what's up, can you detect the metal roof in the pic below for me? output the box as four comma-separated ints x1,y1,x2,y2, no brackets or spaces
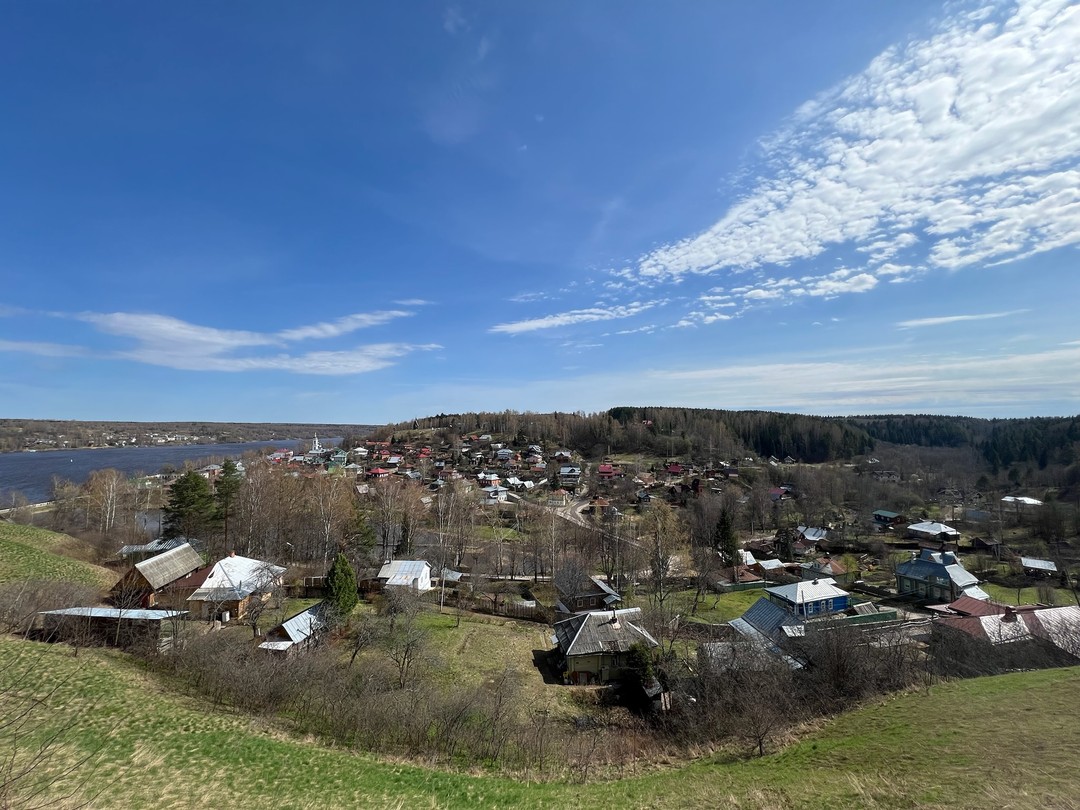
765,578,848,605
134,543,205,591
737,597,804,638
39,607,186,621
187,554,286,603
1020,557,1058,572
908,521,960,536
727,607,804,669
897,550,980,591
378,560,433,589
553,607,658,657
257,641,293,651
118,537,185,557
270,603,326,645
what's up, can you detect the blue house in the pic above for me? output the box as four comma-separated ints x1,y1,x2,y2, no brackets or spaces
895,549,984,602
764,577,850,618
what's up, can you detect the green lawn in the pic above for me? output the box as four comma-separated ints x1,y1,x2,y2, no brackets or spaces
0,523,117,589
981,582,1077,607
625,587,765,623
5,637,1080,809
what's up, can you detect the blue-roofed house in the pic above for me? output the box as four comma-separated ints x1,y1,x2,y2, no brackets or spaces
895,548,984,602
727,599,806,668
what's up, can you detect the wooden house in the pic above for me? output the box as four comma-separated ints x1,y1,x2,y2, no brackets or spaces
111,543,205,608
185,552,286,622
552,608,658,685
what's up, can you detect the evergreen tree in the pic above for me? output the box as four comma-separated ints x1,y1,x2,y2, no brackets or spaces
326,552,359,622
215,459,243,551
162,470,217,542
713,508,738,567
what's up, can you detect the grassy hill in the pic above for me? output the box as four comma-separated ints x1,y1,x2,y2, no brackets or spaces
0,522,117,589
4,636,1080,809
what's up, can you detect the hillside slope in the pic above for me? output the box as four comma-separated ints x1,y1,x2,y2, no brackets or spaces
0,523,117,589
3,638,1079,809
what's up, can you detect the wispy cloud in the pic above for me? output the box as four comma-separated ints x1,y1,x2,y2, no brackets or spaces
385,342,1080,420
393,299,433,307
897,309,1029,329
443,5,468,35
508,291,553,304
78,312,277,354
0,339,89,358
623,0,1080,289
0,309,437,376
489,301,664,335
277,310,411,341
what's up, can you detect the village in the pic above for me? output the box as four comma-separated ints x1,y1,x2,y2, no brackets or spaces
13,423,1080,741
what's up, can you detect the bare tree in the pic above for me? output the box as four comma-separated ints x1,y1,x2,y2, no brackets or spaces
639,501,684,609
379,590,430,689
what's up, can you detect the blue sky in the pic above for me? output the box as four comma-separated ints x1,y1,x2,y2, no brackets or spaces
3,0,1079,424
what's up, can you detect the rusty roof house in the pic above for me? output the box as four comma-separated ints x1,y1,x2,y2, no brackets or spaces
552,607,658,686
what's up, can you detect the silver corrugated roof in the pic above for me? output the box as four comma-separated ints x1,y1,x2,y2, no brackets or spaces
1020,557,1057,572
765,578,848,605
278,603,326,643
378,560,433,589
187,554,286,602
135,543,205,590
39,607,186,621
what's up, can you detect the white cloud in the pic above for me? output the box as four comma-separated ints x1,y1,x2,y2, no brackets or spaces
0,339,88,358
508,291,553,303
489,301,664,335
277,310,411,341
443,6,468,35
804,271,878,297
78,313,276,354
55,310,433,376
896,309,1028,328
121,343,441,375
386,341,1080,420
627,0,1080,284
394,299,433,307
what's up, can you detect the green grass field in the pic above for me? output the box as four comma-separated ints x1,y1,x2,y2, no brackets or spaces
0,523,117,589
7,635,1080,809
621,587,765,624
981,582,1077,607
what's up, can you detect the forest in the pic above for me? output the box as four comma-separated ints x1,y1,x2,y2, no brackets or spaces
376,407,1080,472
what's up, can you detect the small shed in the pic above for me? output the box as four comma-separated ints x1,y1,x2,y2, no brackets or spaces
258,602,327,656
1020,557,1058,577
38,607,186,649
378,560,434,592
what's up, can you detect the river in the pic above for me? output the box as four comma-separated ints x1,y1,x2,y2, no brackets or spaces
0,441,302,504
